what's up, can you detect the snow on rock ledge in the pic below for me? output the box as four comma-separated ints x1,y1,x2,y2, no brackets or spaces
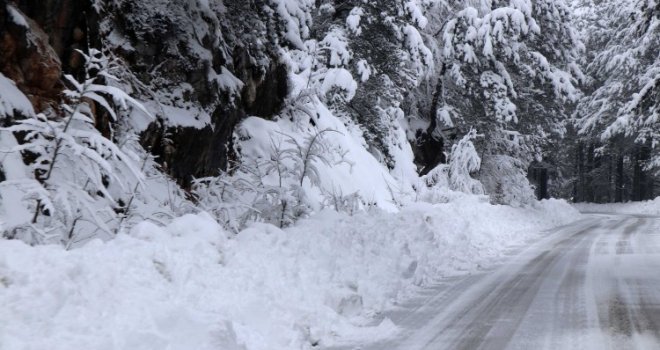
0,198,581,350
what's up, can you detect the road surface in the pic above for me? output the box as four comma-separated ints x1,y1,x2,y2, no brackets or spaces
333,213,660,350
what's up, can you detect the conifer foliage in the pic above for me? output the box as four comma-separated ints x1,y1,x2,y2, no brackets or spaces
426,0,583,203
577,0,659,159
572,0,659,201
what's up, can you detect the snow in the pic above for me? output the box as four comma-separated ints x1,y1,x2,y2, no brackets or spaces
574,198,660,216
142,98,211,129
356,60,371,82
319,29,352,67
0,132,33,232
0,0,648,347
235,103,399,212
0,73,34,118
345,7,364,35
404,1,428,29
349,212,660,350
106,29,135,52
271,0,314,49
6,4,28,28
320,68,358,101
0,74,39,233
402,25,434,78
210,66,245,98
448,129,484,195
0,197,581,350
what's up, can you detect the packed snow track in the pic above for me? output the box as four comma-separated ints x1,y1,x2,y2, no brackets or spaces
335,213,660,350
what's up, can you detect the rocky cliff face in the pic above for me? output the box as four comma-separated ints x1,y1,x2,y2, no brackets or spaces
1,1,63,114
95,0,291,186
2,0,445,189
1,0,289,187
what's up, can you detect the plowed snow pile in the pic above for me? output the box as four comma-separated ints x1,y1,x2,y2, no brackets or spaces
0,197,580,350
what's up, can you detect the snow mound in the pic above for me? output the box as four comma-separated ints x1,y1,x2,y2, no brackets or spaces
0,199,581,350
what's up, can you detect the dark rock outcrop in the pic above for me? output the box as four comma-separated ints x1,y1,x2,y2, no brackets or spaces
2,0,289,187
1,2,62,112
94,0,290,186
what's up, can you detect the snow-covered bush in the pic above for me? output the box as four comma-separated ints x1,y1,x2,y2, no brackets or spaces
321,186,361,215
193,128,345,229
1,49,151,245
448,129,484,195
478,155,537,207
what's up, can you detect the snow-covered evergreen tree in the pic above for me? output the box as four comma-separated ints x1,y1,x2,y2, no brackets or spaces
448,129,484,195
423,0,583,203
576,0,659,169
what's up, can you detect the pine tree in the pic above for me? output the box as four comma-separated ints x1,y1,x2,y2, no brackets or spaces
573,0,659,201
430,0,583,203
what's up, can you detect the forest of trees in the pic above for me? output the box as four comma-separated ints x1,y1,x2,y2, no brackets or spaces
570,0,659,202
0,0,658,245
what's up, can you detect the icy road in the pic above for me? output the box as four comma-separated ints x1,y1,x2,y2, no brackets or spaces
338,213,660,350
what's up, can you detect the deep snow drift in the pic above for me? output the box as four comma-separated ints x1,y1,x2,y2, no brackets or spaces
0,196,580,350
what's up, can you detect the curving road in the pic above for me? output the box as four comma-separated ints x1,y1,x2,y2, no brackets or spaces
337,213,660,350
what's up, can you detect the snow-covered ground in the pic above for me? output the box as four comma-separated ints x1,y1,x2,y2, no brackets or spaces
330,213,660,350
574,197,660,216
0,197,580,350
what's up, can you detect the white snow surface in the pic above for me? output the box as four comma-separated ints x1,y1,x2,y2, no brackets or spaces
6,4,28,28
236,106,401,212
0,197,580,350
574,197,660,216
0,73,34,118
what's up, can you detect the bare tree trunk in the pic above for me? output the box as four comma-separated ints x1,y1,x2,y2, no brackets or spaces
632,143,652,201
632,145,643,201
615,150,624,203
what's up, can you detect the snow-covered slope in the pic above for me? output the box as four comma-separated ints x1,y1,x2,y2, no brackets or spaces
0,197,580,350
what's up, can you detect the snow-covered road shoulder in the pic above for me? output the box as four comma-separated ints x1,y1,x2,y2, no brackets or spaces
574,197,660,216
0,197,581,350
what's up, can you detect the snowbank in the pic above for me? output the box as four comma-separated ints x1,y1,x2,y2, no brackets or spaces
574,197,660,216
0,198,581,350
